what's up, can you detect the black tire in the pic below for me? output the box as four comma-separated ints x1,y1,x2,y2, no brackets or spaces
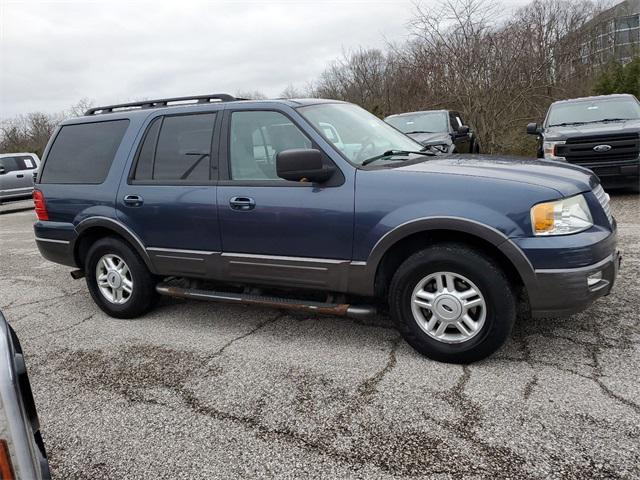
389,243,516,364
85,236,157,319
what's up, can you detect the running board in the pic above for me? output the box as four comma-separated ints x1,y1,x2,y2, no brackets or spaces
156,283,376,319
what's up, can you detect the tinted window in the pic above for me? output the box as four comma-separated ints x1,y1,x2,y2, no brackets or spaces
230,111,311,180
151,114,215,181
133,117,162,181
0,157,21,173
41,120,129,184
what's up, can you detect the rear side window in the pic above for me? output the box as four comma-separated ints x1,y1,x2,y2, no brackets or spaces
19,156,38,169
40,120,129,184
132,113,216,182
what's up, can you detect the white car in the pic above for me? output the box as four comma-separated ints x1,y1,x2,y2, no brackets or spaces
0,153,40,203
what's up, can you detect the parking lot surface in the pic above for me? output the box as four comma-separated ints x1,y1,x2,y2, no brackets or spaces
0,194,638,479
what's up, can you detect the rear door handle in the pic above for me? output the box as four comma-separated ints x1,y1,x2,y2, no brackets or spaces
123,194,144,207
16,174,24,178
229,196,255,211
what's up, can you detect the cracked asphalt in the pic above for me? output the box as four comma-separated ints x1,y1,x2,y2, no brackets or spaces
0,193,638,479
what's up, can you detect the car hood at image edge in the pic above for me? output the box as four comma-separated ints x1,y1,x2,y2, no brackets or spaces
392,155,597,197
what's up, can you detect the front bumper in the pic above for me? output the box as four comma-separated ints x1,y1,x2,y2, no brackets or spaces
527,250,620,318
574,158,639,189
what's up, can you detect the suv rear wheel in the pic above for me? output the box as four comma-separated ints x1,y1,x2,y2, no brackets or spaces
85,237,157,318
389,244,516,363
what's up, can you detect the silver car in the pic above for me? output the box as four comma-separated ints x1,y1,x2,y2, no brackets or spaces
0,311,51,479
0,153,40,203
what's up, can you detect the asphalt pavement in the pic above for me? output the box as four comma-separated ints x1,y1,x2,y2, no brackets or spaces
0,194,638,479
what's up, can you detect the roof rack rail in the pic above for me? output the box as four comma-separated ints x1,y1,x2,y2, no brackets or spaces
85,93,240,116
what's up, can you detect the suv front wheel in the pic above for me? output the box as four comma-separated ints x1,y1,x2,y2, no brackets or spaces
389,244,516,363
85,237,157,318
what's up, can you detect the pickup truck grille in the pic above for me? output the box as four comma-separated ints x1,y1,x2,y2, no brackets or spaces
557,133,640,164
593,184,613,225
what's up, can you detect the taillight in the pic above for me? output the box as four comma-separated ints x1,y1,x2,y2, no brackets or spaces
33,190,49,221
0,439,14,480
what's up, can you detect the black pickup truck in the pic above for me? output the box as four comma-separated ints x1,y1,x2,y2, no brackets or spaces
527,94,640,192
385,110,480,154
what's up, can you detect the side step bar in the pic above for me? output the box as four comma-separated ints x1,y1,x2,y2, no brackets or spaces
156,283,376,319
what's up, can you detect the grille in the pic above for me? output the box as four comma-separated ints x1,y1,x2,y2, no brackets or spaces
556,133,640,164
593,184,613,225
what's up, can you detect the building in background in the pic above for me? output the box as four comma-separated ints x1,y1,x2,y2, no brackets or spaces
581,0,640,64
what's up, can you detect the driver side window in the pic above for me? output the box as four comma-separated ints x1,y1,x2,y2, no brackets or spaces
229,111,311,181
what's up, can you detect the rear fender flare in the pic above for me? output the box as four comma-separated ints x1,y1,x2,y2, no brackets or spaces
73,216,156,273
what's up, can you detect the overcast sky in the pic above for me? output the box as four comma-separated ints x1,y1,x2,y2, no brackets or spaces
1,0,530,119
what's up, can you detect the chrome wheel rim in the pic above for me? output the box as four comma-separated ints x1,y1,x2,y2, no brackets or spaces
411,271,486,344
96,254,133,304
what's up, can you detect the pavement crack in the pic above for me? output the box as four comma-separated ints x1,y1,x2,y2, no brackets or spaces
355,335,400,400
25,312,96,340
589,323,640,414
208,311,284,360
523,375,538,400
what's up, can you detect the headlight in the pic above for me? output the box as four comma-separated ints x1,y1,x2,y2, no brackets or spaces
543,141,566,161
530,194,593,236
423,143,449,154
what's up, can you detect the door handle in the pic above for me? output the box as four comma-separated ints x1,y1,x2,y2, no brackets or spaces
229,196,255,211
16,174,24,178
123,194,144,207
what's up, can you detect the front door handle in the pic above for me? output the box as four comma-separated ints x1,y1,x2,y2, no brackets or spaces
123,194,144,207
229,196,255,211
16,174,24,178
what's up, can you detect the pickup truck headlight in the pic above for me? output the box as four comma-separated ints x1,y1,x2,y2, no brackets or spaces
543,141,566,161
423,143,449,154
531,194,593,236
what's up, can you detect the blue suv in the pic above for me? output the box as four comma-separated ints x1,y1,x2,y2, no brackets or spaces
33,94,620,363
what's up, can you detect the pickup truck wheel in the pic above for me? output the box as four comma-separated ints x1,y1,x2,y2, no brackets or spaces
389,244,516,363
85,237,157,319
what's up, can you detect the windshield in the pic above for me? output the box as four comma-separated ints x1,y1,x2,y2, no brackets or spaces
385,111,449,134
298,103,424,165
546,97,640,127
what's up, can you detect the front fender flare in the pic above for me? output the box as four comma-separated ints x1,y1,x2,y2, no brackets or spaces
348,216,536,296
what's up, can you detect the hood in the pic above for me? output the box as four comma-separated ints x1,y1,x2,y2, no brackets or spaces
406,132,451,146
544,119,640,140
392,154,598,197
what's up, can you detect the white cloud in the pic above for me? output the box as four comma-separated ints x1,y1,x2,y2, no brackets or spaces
0,0,532,118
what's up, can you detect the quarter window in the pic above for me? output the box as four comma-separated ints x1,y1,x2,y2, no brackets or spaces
40,120,129,184
229,111,311,181
133,113,216,182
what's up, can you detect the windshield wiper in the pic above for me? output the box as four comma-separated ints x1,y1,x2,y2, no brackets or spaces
586,118,633,123
548,121,587,127
404,130,436,134
361,149,434,167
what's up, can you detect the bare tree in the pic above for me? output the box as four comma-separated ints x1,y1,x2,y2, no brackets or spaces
311,0,606,154
235,90,268,100
280,84,304,99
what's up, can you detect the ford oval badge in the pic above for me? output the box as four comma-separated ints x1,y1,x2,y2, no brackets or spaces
593,144,612,152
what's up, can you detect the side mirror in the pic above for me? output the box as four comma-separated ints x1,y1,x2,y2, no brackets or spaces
456,125,470,136
0,166,5,175
276,149,333,183
527,122,542,135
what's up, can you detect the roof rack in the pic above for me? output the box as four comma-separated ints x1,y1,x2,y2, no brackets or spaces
85,93,241,116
